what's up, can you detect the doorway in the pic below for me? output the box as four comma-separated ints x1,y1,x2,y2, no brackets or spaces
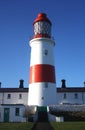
37,106,48,122
4,108,10,122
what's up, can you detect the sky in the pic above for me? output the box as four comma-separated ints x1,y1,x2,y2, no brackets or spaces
0,0,85,88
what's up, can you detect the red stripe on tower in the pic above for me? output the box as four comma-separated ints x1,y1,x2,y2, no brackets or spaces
29,64,56,83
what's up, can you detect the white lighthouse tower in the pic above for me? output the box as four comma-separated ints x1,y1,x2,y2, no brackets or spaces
28,13,57,106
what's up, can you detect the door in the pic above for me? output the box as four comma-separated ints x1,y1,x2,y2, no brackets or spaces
37,106,48,122
4,108,10,122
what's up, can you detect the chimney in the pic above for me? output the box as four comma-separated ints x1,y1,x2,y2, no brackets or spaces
61,79,66,88
84,81,85,87
0,82,1,88
19,79,24,88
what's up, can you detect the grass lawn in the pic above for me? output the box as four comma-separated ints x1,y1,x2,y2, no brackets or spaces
0,122,85,130
0,122,34,130
51,122,85,130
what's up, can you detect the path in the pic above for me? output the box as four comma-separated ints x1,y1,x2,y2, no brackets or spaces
31,122,54,130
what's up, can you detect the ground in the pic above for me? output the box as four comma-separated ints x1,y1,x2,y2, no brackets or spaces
31,122,54,130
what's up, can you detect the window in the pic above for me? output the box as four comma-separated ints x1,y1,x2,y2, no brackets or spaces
44,49,48,55
15,108,20,116
41,97,44,100
74,93,78,99
7,94,11,99
19,94,22,99
63,93,66,99
45,83,48,88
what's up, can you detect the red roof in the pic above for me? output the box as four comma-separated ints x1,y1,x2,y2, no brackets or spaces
33,13,51,25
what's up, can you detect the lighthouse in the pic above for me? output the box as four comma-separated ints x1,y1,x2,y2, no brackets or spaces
28,13,57,106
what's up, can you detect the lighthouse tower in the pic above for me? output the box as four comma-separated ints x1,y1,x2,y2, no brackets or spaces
28,13,57,106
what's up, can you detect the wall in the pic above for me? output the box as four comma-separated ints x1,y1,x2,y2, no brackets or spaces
57,92,84,104
0,105,26,122
0,90,85,105
0,92,28,105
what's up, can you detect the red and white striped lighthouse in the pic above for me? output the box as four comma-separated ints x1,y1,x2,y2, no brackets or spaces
28,13,57,106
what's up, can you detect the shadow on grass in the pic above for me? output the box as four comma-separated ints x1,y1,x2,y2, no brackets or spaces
31,121,54,130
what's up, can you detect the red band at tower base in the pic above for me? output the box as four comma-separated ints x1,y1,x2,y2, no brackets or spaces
29,64,56,83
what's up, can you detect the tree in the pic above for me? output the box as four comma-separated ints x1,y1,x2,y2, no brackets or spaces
23,105,37,122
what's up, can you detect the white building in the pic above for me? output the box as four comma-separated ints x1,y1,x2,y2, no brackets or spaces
0,79,85,122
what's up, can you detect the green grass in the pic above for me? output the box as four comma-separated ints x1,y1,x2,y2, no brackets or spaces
51,122,85,130
0,122,34,130
0,122,85,130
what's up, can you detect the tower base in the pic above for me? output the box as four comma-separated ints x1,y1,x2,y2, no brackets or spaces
28,82,57,106
27,106,64,122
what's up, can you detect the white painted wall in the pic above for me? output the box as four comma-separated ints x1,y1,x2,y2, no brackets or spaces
28,83,57,106
0,90,85,122
0,91,85,106
48,113,64,122
0,92,28,105
0,93,3,104
57,92,84,104
0,105,26,122
30,38,55,66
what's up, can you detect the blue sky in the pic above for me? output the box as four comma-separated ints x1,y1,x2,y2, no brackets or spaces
0,0,85,88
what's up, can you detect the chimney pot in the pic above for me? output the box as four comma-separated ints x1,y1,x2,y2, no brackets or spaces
84,81,85,87
61,79,66,88
0,82,1,88
19,79,24,88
